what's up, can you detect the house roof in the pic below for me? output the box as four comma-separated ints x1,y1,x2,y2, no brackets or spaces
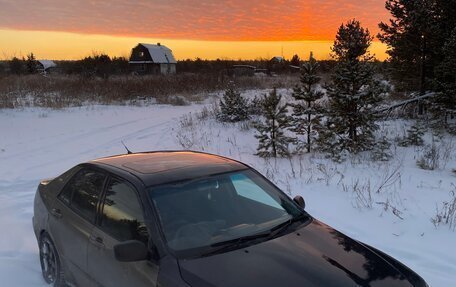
271,56,284,62
138,43,177,64
37,60,56,70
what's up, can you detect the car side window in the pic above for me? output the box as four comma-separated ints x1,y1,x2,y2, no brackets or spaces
99,178,149,244
230,173,283,209
49,166,81,192
59,169,106,222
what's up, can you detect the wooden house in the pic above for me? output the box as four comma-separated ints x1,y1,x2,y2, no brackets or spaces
129,43,177,75
36,60,57,74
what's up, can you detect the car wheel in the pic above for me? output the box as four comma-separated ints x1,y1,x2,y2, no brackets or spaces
39,233,65,286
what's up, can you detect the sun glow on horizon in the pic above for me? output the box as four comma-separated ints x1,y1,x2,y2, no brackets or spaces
0,29,388,61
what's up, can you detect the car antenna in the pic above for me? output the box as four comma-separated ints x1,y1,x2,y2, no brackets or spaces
121,141,133,154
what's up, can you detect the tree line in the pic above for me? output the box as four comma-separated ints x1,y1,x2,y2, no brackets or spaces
217,5,456,160
0,54,347,78
0,53,130,78
378,0,456,121
218,20,386,160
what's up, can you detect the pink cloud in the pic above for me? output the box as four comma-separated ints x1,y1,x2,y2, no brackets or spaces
0,0,389,41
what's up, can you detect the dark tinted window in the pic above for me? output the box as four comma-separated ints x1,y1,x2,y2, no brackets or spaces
49,166,81,193
100,178,149,243
59,181,73,205
59,169,106,222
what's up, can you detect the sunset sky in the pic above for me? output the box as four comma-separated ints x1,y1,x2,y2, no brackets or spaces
0,0,390,60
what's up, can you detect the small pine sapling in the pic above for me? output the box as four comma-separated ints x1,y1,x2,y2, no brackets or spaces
217,86,250,122
399,122,425,146
249,95,264,116
315,120,345,162
255,88,292,158
372,136,393,161
290,52,324,153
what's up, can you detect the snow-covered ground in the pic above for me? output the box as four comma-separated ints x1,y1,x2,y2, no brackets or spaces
0,100,455,286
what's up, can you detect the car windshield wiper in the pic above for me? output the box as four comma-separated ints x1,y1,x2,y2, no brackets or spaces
270,213,308,236
201,214,308,257
201,231,272,256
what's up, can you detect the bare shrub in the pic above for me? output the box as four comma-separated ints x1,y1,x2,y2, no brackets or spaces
196,105,217,120
261,158,280,183
416,136,454,171
439,138,454,170
175,127,211,151
374,162,402,194
316,163,341,186
179,113,194,128
416,143,440,170
175,112,213,151
166,95,189,106
376,200,404,220
239,121,254,131
431,185,456,231
342,179,373,209
175,128,196,150
0,74,297,109
340,161,403,212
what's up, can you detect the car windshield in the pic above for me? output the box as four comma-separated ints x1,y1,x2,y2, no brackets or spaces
148,169,308,257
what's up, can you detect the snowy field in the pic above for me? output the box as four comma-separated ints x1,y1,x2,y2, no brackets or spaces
0,100,455,286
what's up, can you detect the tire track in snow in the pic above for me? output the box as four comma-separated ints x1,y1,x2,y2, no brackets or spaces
14,117,180,178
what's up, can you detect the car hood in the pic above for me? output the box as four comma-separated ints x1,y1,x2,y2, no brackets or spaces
178,219,413,287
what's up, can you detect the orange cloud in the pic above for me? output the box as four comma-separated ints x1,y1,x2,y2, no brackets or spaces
0,0,389,41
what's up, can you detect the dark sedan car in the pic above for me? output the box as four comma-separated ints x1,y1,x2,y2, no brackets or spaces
33,151,428,287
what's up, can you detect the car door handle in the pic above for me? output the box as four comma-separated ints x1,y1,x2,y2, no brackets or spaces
89,235,105,248
50,208,62,218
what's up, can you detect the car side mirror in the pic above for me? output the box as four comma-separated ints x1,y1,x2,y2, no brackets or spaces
293,195,305,209
114,240,149,262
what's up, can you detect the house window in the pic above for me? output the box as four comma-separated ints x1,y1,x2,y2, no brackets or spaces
139,51,144,57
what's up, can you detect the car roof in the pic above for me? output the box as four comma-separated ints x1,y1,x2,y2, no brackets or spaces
90,151,248,186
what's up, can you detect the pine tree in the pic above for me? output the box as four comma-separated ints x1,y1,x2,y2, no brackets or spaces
9,57,24,75
290,54,301,67
217,86,250,122
372,136,393,161
379,0,456,93
326,19,383,153
249,95,264,116
290,52,324,153
434,27,456,125
26,53,37,74
399,122,425,146
378,0,438,92
255,88,292,158
316,120,345,162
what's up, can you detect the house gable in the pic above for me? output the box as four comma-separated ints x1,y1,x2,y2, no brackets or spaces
129,44,154,63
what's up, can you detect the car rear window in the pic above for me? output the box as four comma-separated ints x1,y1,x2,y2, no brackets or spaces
59,168,106,222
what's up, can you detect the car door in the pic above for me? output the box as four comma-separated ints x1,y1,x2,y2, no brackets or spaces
49,167,107,287
87,176,159,287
